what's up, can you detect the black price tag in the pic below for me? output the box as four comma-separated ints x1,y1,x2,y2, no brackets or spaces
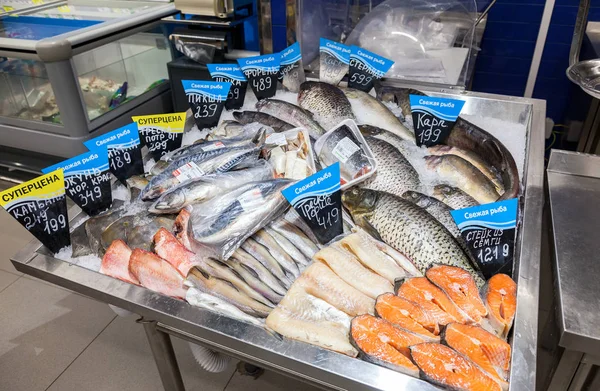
207,64,248,110
409,95,465,147
450,198,518,278
84,123,144,184
133,112,187,160
348,46,394,93
0,170,70,253
182,80,231,129
281,163,343,244
238,53,281,100
42,150,112,216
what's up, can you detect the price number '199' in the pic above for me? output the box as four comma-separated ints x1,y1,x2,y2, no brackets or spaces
418,127,442,145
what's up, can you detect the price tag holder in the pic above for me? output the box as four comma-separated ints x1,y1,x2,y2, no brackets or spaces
42,150,112,216
319,38,351,86
279,42,305,92
132,112,186,160
409,95,465,147
281,162,343,244
349,46,394,93
0,170,70,253
450,198,518,279
84,122,144,184
207,64,248,110
237,53,280,100
182,80,231,129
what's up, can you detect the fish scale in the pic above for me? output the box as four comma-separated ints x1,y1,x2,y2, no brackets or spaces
297,81,355,131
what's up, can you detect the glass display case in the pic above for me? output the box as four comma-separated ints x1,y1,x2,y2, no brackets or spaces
0,0,176,161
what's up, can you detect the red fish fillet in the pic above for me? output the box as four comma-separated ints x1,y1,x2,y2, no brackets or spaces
426,265,487,323
99,240,139,285
173,209,192,250
375,293,440,340
482,274,517,339
410,343,502,391
442,323,510,388
351,314,423,377
396,277,470,325
129,249,187,299
153,228,202,277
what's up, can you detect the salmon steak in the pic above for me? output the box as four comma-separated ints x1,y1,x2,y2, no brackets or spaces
100,240,139,285
375,293,440,341
396,277,470,325
442,323,511,388
129,249,188,299
481,274,517,339
153,227,203,277
410,342,502,391
426,265,487,323
350,314,424,377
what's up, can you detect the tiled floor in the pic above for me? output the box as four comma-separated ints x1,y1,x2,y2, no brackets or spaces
0,180,319,391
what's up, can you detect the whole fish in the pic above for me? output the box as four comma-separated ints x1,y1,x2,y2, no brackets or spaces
341,87,414,141
186,268,272,318
255,98,325,139
361,136,421,197
447,117,520,200
228,256,283,304
71,220,93,257
375,86,426,124
317,124,373,184
149,161,275,214
186,288,266,327
233,111,295,132
358,125,413,158
268,218,319,259
342,188,485,287
129,249,187,299
433,185,479,210
297,81,355,131
153,227,204,276
141,147,260,201
429,145,504,195
148,160,170,176
189,179,292,260
100,214,173,253
425,155,499,205
241,238,292,288
85,206,128,255
264,225,309,266
100,239,138,285
209,120,245,139
232,248,288,296
253,229,300,278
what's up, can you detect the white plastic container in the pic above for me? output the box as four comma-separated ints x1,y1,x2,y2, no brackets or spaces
265,127,317,180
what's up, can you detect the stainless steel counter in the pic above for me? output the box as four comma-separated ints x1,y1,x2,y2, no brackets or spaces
547,150,600,390
10,89,546,391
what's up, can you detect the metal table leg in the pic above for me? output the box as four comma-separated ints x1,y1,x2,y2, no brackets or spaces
140,319,186,391
548,350,584,391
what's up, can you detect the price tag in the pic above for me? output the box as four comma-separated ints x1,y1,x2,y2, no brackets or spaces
319,38,350,86
0,170,70,253
207,64,248,110
182,80,231,129
266,132,287,146
281,162,342,244
237,53,280,100
348,45,394,93
279,42,305,93
172,162,204,182
409,95,465,147
450,198,518,278
200,141,225,151
132,112,186,160
42,149,112,216
84,123,144,184
331,137,360,163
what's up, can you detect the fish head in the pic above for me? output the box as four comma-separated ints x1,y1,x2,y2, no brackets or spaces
427,145,452,155
401,191,431,208
433,185,456,200
358,125,384,138
342,188,379,218
254,99,269,111
232,111,245,121
298,81,318,101
149,188,188,213
424,155,443,171
141,184,163,201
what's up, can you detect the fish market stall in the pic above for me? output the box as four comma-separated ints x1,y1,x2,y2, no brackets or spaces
7,82,545,391
546,150,600,390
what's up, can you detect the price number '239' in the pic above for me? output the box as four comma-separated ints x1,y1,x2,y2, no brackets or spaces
195,103,218,119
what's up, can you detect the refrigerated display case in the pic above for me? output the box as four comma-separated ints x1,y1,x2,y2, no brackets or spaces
0,0,176,165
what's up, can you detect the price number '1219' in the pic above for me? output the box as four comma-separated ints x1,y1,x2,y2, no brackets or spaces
477,244,510,264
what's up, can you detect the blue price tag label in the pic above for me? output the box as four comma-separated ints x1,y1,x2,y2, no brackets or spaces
281,162,343,244
450,198,518,278
279,42,305,92
409,95,465,147
237,53,281,99
348,45,394,92
207,64,248,110
319,38,351,85
182,80,231,129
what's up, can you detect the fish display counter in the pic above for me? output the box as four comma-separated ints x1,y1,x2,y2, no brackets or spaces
0,0,176,166
8,81,544,391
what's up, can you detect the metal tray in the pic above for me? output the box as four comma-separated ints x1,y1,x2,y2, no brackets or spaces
10,89,545,391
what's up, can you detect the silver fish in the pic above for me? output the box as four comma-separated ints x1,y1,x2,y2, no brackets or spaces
255,98,325,139
361,136,421,197
232,248,288,296
232,111,295,132
228,256,283,304
149,161,275,214
297,81,355,131
342,188,485,287
253,229,300,278
341,87,414,142
269,218,319,259
319,50,348,86
433,185,479,210
186,288,265,327
264,225,309,266
241,238,292,288
359,125,413,158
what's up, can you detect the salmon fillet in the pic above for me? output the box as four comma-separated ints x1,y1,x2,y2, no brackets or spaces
100,240,139,285
481,274,517,339
375,293,440,340
153,227,202,276
129,248,187,299
396,277,471,325
442,323,510,388
351,314,423,377
426,265,487,323
410,343,502,391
